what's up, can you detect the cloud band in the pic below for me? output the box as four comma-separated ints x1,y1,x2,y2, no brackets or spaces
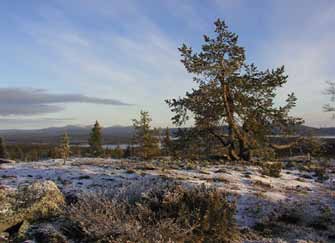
0,88,131,116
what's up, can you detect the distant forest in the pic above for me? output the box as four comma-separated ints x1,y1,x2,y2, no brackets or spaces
1,125,335,145
1,124,335,162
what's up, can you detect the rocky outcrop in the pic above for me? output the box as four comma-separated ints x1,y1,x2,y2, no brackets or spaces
0,180,65,233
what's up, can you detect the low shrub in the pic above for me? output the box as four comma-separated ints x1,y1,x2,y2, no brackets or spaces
252,180,272,190
251,148,276,161
62,183,239,243
308,205,334,231
255,201,335,240
261,162,282,178
314,167,329,182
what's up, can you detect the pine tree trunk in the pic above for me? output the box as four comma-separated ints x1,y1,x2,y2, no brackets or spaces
222,84,250,160
239,139,251,161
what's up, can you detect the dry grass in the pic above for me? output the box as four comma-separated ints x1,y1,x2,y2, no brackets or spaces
252,180,272,190
61,182,239,243
254,200,335,241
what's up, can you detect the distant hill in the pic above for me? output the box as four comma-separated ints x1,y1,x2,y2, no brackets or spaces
0,125,334,145
295,125,335,136
0,125,135,145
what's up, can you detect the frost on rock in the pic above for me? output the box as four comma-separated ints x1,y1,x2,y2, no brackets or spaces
0,180,64,232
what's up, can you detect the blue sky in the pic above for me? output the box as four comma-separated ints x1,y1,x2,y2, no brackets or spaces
0,0,334,129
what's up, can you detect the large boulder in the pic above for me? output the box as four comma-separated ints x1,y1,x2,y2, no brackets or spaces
0,158,16,164
0,180,65,233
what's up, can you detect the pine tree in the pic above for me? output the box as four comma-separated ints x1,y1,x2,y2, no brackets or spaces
59,133,71,164
89,120,104,157
324,81,335,118
124,145,132,158
16,145,25,161
104,147,112,158
166,19,303,161
73,147,82,157
113,144,124,159
162,127,172,156
173,128,203,159
48,147,57,159
0,137,8,159
29,149,39,161
132,111,159,159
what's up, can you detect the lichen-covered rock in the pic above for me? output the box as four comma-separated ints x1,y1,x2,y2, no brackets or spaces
0,180,65,233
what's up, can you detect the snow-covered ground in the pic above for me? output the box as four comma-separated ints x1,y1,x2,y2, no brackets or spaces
1,157,334,232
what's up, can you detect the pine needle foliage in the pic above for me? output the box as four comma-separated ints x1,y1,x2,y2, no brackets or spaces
59,133,71,164
166,19,303,161
89,121,104,157
132,111,160,159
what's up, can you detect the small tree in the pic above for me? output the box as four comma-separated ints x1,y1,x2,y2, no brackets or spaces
113,145,124,159
89,120,104,157
48,147,57,160
104,147,112,158
0,137,8,159
301,135,323,161
132,111,159,159
162,127,172,156
16,145,25,161
124,145,132,158
59,133,71,164
324,81,335,118
29,149,39,161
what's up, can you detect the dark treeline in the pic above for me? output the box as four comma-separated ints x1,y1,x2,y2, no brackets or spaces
5,144,83,162
2,132,335,162
1,110,335,162
1,112,334,162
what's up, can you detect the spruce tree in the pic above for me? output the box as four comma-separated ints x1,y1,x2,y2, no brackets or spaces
132,111,159,159
89,120,104,157
166,19,303,161
59,133,71,164
0,137,8,159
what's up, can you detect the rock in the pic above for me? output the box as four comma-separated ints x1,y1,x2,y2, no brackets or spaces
29,224,68,243
4,220,30,242
17,220,30,241
0,158,16,164
0,231,9,241
0,180,65,233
